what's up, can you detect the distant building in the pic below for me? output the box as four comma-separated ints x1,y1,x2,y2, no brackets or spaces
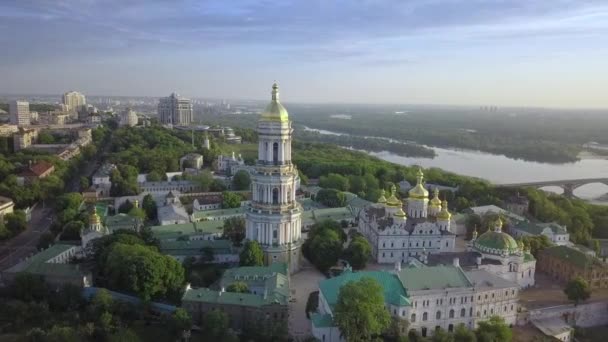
537,245,608,289
192,194,223,211
223,127,242,144
157,191,190,225
92,163,116,187
17,160,55,185
182,263,289,332
150,220,224,242
81,207,110,250
158,93,193,125
63,91,86,117
120,108,138,127
180,153,203,170
9,100,30,126
0,124,19,137
0,196,14,223
160,239,238,263
217,152,245,175
105,213,143,233
510,221,570,246
13,128,38,151
504,194,530,216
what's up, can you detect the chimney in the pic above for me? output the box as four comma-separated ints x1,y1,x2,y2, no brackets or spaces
453,258,460,267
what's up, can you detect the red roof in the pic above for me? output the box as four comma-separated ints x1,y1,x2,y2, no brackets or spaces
19,161,55,178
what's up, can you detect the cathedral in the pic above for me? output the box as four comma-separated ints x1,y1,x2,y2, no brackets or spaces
245,83,302,273
358,169,456,264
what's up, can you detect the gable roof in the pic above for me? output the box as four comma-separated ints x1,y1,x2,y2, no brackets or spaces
19,160,54,177
541,245,604,268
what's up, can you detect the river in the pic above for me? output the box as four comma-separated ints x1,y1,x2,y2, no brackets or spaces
302,126,608,202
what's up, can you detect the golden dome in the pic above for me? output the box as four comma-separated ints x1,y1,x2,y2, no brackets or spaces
408,168,429,200
89,207,101,225
394,207,407,219
429,188,442,207
377,189,387,204
437,200,451,220
386,184,402,207
260,83,289,122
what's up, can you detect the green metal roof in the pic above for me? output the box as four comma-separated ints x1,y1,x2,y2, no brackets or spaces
160,239,234,256
193,220,225,234
312,207,354,221
95,202,109,221
398,265,472,291
105,213,141,230
311,313,334,328
514,221,568,236
151,223,197,235
182,288,270,307
319,270,409,309
542,245,603,268
474,231,520,255
11,243,85,278
223,262,288,279
192,207,245,220
524,252,536,262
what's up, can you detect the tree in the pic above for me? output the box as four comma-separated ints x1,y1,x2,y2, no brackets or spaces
232,170,251,190
142,194,157,220
60,221,84,240
104,243,185,301
11,273,47,302
432,328,453,342
171,308,192,338
239,240,264,266
305,228,343,273
226,281,250,293
316,188,347,208
37,232,55,250
203,309,230,339
45,325,80,342
90,288,114,316
334,277,391,342
5,210,27,235
223,217,246,246
454,323,476,342
319,173,350,191
146,170,164,182
108,328,141,342
118,200,134,214
564,277,591,306
475,316,511,342
222,191,242,209
128,207,146,220
343,235,372,270
521,235,553,257
194,170,214,192
80,176,90,191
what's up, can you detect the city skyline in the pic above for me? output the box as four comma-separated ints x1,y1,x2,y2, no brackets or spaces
1,1,608,109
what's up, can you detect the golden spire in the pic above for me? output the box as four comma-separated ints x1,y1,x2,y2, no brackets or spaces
261,82,289,122
437,200,451,220
429,187,442,207
386,184,402,207
472,225,478,240
495,217,503,232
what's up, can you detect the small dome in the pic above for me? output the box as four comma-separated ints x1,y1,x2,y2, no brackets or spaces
260,82,289,122
386,184,402,207
394,207,407,219
89,207,101,225
408,168,429,200
377,189,387,204
429,188,442,207
474,230,520,256
437,200,451,220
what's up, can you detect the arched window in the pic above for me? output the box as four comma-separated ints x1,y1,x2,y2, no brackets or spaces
436,311,441,319
448,324,454,332
273,142,279,164
470,308,473,317
423,312,428,321
272,188,279,204
460,308,466,317
449,309,454,318
411,313,416,322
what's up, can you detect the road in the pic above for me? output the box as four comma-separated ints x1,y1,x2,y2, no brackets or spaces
288,260,326,340
0,147,104,271
0,206,54,270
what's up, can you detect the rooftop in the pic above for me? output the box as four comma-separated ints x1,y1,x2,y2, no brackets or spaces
398,265,472,291
311,313,334,328
540,245,604,268
192,207,245,220
18,160,54,178
6,243,84,278
160,239,234,255
465,269,519,289
513,221,568,235
319,270,409,308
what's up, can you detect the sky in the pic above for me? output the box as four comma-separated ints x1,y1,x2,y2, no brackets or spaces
1,0,607,108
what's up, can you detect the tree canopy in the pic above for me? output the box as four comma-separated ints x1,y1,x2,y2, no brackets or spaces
475,316,512,342
334,277,392,342
225,281,250,293
222,191,242,209
343,235,372,270
239,240,264,267
564,277,591,306
222,217,246,246
232,170,251,191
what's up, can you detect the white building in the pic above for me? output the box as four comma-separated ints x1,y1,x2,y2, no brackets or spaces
81,207,110,252
217,152,245,175
157,191,190,225
180,153,203,170
158,93,193,125
510,221,570,246
9,100,30,126
92,163,116,187
120,108,138,127
312,263,519,341
358,172,456,264
245,83,302,273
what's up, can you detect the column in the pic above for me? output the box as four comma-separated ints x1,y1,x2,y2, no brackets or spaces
278,141,284,163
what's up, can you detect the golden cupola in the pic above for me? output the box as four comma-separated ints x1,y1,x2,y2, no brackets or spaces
437,200,452,221
408,168,429,200
394,207,407,220
386,184,402,207
89,207,101,225
377,189,387,204
260,82,289,122
429,188,442,208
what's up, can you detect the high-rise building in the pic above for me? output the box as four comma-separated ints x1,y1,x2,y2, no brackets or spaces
245,83,302,273
120,108,138,127
9,100,30,126
62,91,86,117
157,93,193,125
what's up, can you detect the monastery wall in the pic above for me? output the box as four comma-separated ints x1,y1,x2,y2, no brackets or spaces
521,301,608,328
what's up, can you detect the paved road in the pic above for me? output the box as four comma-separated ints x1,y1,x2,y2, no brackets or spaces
289,261,326,340
0,206,54,270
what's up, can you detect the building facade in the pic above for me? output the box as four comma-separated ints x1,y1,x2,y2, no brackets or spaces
312,264,519,341
0,196,14,223
120,108,138,127
358,172,456,264
245,83,302,273
510,221,570,246
537,245,608,289
9,100,30,126
158,93,193,125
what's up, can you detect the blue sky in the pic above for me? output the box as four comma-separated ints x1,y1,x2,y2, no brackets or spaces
1,0,607,108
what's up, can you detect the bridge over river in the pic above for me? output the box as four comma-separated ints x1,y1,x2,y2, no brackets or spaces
495,178,608,198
